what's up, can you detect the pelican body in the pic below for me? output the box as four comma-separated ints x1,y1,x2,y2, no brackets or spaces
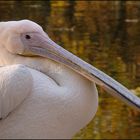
0,20,139,139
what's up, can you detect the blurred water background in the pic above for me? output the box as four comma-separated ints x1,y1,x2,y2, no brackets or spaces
0,1,140,139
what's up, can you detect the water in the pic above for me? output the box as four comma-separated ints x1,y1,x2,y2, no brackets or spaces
0,1,140,139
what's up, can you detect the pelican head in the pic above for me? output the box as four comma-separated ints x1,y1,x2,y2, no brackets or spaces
0,20,46,55
0,19,140,108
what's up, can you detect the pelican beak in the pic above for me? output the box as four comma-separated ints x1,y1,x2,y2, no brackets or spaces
26,34,140,111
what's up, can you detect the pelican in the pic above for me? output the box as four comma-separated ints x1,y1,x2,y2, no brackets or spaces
0,20,140,139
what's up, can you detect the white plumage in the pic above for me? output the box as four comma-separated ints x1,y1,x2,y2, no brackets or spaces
0,64,32,119
0,20,98,138
0,64,98,138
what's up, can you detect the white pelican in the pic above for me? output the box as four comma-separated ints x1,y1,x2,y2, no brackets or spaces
0,20,139,139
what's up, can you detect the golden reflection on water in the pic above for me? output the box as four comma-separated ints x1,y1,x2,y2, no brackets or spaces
0,1,140,139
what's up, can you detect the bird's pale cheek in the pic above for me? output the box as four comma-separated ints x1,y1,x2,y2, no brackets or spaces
5,36,25,55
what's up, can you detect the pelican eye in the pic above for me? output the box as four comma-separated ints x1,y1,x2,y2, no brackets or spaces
25,35,31,39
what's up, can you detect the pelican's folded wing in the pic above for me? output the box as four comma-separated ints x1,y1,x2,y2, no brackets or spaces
0,64,33,119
